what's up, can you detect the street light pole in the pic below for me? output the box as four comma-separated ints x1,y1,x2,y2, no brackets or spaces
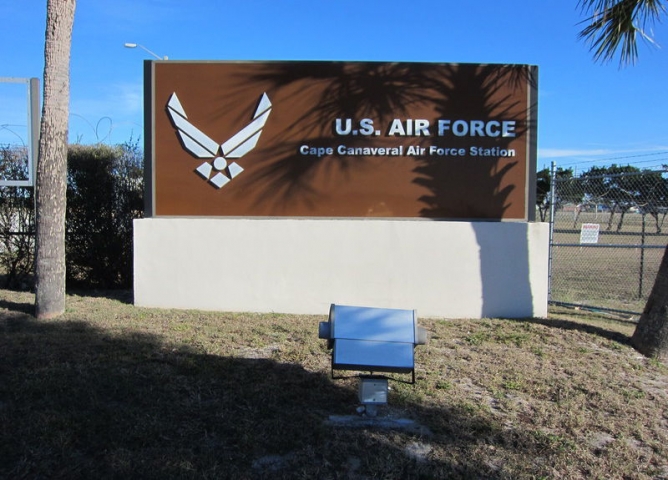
123,43,168,60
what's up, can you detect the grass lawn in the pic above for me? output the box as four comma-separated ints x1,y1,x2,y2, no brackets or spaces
1,290,667,479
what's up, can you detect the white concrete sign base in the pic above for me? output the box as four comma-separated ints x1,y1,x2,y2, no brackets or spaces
133,218,548,319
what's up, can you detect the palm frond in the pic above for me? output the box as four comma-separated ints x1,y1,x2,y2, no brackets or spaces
578,0,666,66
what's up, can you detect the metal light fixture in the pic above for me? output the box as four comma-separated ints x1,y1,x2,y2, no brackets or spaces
319,304,428,416
123,42,168,60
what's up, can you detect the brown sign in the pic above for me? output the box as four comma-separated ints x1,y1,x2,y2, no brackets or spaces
145,61,537,219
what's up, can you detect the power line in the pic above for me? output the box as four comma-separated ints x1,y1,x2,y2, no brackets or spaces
625,157,668,167
557,151,668,167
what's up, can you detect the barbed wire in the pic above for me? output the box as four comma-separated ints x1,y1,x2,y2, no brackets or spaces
0,124,27,147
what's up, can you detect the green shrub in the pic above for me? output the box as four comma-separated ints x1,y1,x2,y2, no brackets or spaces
0,141,144,290
65,141,143,289
0,146,34,289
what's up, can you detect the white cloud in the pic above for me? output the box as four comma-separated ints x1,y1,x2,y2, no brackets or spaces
539,148,614,158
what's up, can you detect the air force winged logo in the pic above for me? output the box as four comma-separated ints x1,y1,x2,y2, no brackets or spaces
166,92,272,188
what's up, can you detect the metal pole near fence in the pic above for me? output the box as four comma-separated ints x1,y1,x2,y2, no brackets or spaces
548,161,556,302
639,213,646,299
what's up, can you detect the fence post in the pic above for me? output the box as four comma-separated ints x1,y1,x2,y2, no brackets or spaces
548,161,556,302
639,213,646,299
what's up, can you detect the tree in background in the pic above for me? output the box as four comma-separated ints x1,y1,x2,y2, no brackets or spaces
536,168,551,221
578,0,668,360
34,0,76,318
635,169,668,233
536,167,574,221
579,165,640,231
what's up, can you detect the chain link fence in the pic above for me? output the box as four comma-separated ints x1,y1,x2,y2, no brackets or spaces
547,167,668,315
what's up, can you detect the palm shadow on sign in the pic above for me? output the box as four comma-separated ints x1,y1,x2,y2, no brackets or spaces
236,62,436,214
1,307,574,478
412,65,529,219
228,62,538,317
233,63,532,217
411,65,538,317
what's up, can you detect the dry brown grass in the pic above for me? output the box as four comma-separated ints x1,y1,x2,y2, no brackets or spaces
1,290,667,479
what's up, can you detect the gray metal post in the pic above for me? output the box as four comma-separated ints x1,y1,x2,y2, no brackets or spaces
29,77,40,187
639,213,646,299
547,161,557,302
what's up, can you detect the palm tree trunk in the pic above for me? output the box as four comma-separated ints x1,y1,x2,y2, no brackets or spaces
577,0,667,360
35,0,76,319
632,245,668,361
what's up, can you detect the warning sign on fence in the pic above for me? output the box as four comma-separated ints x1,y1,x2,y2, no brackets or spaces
580,223,600,244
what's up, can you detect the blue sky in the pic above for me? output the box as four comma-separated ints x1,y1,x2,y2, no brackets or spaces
1,0,667,172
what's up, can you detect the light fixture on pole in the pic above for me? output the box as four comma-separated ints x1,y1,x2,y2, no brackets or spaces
123,43,168,60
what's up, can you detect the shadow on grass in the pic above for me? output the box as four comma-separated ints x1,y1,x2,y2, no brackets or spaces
0,309,568,479
66,288,134,305
0,289,134,315
508,316,632,347
0,298,34,315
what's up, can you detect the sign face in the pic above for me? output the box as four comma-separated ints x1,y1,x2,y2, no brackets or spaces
146,61,537,219
580,223,600,244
